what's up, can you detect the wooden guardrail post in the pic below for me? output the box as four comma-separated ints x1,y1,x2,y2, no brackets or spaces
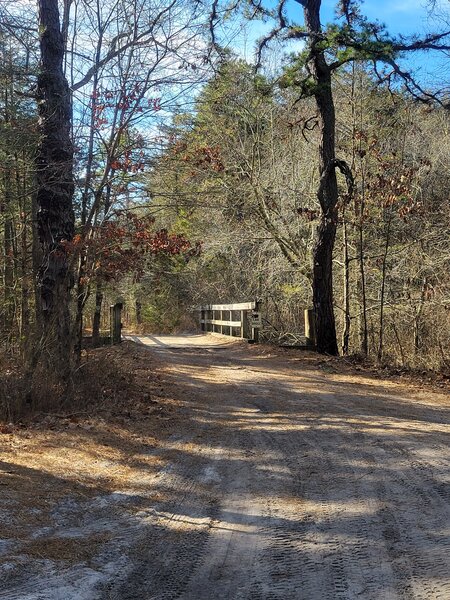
110,302,123,345
304,308,316,348
250,300,262,343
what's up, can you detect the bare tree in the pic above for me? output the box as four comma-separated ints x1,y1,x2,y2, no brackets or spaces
65,0,209,355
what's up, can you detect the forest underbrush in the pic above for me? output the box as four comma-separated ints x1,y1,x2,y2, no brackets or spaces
318,351,450,392
0,342,169,423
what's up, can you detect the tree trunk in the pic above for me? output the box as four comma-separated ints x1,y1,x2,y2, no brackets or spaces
136,299,142,325
356,209,368,355
377,204,393,363
342,213,351,355
355,123,368,355
74,277,88,359
92,283,103,346
3,208,14,337
2,95,14,340
73,61,102,361
31,190,43,334
312,211,338,354
36,0,75,378
20,211,30,354
303,0,339,355
413,277,427,355
17,153,30,356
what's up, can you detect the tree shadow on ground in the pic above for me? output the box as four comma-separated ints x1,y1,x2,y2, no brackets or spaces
1,341,449,599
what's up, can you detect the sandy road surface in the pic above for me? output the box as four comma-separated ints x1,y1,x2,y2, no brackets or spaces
1,333,449,600
100,334,450,600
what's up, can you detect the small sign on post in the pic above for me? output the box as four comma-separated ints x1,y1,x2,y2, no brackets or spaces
250,312,262,329
249,301,262,343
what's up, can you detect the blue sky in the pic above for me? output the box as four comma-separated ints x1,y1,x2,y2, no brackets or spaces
228,0,449,88
320,0,442,35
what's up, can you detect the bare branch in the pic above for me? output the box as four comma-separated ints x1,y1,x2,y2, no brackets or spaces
72,0,178,91
393,31,450,52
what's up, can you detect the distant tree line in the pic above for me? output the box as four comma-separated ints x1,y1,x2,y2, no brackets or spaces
142,57,450,370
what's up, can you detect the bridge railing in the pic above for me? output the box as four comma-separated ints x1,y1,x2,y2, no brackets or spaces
198,302,316,347
198,301,261,341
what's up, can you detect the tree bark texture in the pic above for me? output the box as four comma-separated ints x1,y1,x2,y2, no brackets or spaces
17,154,30,355
342,214,351,355
303,0,339,355
136,299,142,325
92,283,103,346
36,0,75,376
2,199,14,335
2,91,14,337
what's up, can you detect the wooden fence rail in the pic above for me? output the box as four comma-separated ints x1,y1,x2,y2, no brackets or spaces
198,301,261,341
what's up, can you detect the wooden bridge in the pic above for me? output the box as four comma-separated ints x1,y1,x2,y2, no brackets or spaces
198,301,316,348
198,301,262,342
111,300,317,349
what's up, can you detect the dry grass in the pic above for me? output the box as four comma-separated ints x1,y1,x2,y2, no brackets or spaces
0,342,184,568
251,343,450,396
23,533,113,563
0,340,161,422
0,353,27,422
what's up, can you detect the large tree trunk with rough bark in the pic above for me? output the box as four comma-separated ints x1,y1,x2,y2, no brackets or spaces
312,209,338,354
303,0,339,355
35,0,75,378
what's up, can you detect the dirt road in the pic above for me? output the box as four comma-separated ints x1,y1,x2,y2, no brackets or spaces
1,334,449,599
101,334,450,600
